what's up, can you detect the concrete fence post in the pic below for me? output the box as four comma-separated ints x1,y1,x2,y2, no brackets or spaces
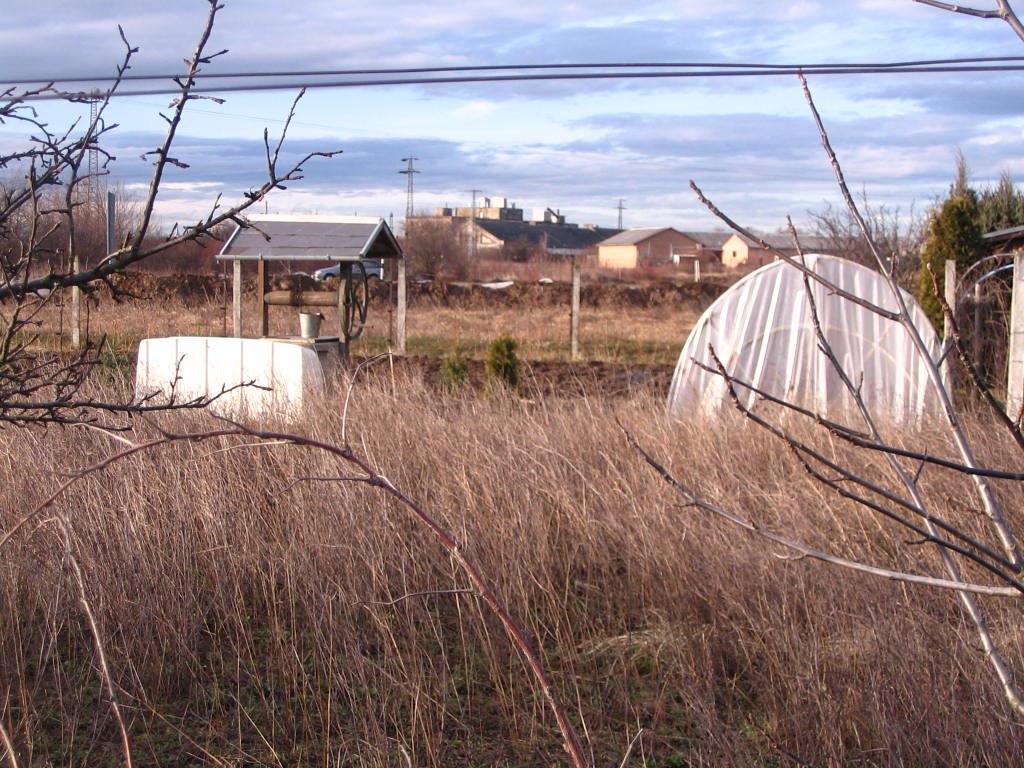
396,258,407,355
1007,251,1024,419
942,259,956,391
232,259,242,338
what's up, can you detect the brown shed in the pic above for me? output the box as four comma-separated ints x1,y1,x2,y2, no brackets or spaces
598,228,711,270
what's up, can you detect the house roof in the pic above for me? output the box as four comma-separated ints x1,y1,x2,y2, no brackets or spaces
217,214,403,262
598,227,676,246
685,231,733,249
599,228,734,249
474,219,620,254
983,225,1024,250
983,225,1024,241
724,231,834,252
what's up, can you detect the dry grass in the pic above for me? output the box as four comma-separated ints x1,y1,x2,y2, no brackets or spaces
0,367,1022,767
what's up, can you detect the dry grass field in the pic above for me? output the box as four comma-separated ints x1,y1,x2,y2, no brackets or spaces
37,269,721,372
1,369,1023,767
3,272,1023,766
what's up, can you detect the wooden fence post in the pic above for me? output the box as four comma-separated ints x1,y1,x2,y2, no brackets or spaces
570,257,581,361
257,259,269,337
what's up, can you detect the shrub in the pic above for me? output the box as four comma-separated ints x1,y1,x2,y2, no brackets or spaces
485,334,519,392
916,192,983,331
440,346,470,392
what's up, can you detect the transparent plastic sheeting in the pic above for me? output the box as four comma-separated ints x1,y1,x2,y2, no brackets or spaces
136,337,326,419
667,254,944,425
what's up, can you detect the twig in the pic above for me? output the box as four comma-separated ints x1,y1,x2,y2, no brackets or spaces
927,262,1024,450
690,354,1024,581
797,72,1024,574
617,728,645,768
622,426,1019,597
689,181,901,321
915,0,1024,42
359,589,476,607
0,718,19,768
341,352,393,445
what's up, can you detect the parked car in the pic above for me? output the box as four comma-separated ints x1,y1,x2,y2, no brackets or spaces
313,259,384,281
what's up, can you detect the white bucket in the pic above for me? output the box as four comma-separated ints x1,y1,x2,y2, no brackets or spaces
299,312,323,339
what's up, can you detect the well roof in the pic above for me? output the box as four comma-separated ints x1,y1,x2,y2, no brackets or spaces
217,215,403,262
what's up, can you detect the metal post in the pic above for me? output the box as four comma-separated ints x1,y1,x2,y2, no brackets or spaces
106,191,116,258
397,258,407,355
338,262,351,365
1007,252,1024,418
973,281,983,367
570,256,581,361
232,259,242,338
694,260,701,283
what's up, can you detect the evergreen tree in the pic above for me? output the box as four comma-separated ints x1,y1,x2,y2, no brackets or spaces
978,171,1024,233
916,191,983,330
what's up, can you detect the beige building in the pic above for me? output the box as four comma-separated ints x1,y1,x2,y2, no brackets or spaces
721,233,834,269
721,234,777,269
598,228,719,270
411,197,618,259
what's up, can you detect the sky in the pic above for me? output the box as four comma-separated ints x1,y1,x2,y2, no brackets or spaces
1,0,1024,234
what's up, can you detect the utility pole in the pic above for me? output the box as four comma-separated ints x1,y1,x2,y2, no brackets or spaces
73,97,103,349
617,199,627,230
399,157,419,222
468,188,482,263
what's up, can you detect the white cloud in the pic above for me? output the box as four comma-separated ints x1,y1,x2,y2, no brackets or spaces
3,1,1021,233
452,101,499,120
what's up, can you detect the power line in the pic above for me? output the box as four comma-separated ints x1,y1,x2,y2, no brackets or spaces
7,55,1024,86
6,58,1024,101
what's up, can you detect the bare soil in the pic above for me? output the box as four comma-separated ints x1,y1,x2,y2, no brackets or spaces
106,270,731,310
390,354,676,399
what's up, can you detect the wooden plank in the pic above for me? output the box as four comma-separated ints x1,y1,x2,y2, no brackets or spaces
257,259,269,337
263,290,339,307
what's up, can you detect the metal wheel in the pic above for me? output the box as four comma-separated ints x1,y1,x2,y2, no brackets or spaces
341,260,369,341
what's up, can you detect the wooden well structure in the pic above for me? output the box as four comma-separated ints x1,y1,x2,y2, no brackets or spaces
217,214,403,359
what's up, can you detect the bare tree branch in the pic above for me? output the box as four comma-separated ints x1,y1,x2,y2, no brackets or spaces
797,71,1024,574
0,2,340,430
623,427,1020,597
915,0,1024,41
